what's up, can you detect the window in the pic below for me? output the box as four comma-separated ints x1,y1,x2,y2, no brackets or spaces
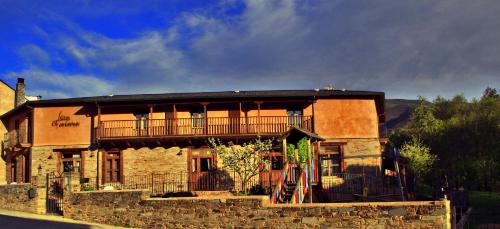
287,109,303,127
60,151,83,175
320,144,342,176
271,155,284,170
191,154,214,173
104,151,122,183
191,112,204,128
135,112,148,129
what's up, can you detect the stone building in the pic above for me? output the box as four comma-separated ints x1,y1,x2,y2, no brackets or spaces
0,79,386,201
0,79,15,184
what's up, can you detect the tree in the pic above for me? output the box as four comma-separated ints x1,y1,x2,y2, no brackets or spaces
208,137,274,194
482,86,498,98
399,138,438,183
390,88,500,192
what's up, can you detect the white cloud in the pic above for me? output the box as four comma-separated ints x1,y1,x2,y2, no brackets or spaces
4,67,113,98
17,44,51,66
4,0,500,99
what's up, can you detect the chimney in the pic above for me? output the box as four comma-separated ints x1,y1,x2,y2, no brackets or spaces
15,78,26,107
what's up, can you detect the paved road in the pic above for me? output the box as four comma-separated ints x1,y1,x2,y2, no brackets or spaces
0,214,101,229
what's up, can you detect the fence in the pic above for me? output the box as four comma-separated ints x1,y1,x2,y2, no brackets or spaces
321,173,401,202
77,170,283,196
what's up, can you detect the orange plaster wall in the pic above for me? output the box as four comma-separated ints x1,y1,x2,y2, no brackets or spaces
314,99,379,139
246,109,287,117
33,106,92,146
304,104,313,116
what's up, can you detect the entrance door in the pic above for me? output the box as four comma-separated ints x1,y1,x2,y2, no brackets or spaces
260,152,284,191
190,155,215,191
228,109,240,134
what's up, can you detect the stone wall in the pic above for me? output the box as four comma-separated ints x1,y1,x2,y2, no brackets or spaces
325,138,382,175
0,183,39,213
122,146,188,177
64,190,450,228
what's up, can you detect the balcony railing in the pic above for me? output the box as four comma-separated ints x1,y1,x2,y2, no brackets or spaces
3,130,30,148
97,116,312,139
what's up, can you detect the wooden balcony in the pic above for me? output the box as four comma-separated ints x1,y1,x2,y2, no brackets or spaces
97,116,312,140
3,130,31,149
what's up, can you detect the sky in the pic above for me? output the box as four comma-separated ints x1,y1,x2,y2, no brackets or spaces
0,0,498,100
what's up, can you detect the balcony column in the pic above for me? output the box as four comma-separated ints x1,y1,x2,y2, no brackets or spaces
255,101,263,134
97,104,101,140
148,105,153,136
201,103,209,135
311,99,316,133
173,104,177,135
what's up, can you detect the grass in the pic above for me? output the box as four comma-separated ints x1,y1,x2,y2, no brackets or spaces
467,191,500,227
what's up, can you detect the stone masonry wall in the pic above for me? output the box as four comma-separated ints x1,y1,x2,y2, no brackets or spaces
122,146,188,177
0,184,39,213
64,190,450,228
326,138,382,175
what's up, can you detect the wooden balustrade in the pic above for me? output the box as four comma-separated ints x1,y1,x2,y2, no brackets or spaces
97,116,312,139
3,130,30,148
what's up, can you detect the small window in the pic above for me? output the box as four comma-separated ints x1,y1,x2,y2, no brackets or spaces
287,109,303,127
320,144,342,176
199,158,213,172
60,151,83,175
271,155,284,170
135,112,148,129
191,112,204,128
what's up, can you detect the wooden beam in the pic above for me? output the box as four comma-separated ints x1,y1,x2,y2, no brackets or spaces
148,105,153,137
203,104,208,135
97,104,101,139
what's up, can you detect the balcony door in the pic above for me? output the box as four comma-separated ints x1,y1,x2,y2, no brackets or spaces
228,109,240,134
135,112,149,136
287,109,303,128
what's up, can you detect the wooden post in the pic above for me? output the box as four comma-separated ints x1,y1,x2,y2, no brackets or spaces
148,105,153,136
173,104,177,135
239,102,242,134
202,103,208,135
311,99,316,132
256,102,262,134
308,139,313,203
97,104,101,139
283,138,287,163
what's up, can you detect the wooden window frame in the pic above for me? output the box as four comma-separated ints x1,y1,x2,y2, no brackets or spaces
189,147,216,174
190,112,205,128
319,143,344,176
269,152,284,171
57,150,85,176
102,149,124,183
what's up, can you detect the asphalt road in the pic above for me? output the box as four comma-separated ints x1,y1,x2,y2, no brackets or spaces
0,214,99,229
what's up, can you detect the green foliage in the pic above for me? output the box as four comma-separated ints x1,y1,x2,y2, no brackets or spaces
297,137,309,164
287,143,295,161
399,138,437,180
390,87,500,191
208,137,274,193
80,184,96,191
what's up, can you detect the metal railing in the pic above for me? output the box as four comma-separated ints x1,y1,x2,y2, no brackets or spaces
77,170,283,195
97,116,312,139
321,173,401,202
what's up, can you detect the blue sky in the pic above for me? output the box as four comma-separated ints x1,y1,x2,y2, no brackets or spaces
0,0,498,99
